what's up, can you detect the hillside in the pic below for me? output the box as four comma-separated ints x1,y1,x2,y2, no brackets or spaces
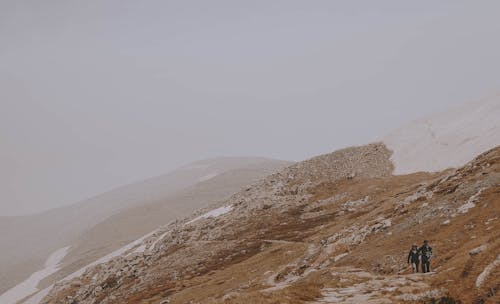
0,157,290,303
44,160,290,289
34,144,500,303
383,94,500,174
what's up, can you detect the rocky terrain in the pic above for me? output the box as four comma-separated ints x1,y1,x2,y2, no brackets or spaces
48,160,290,288
0,158,289,303
35,143,500,304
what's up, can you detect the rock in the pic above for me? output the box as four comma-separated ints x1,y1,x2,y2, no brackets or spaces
93,285,103,296
70,280,82,287
469,244,487,256
380,219,392,228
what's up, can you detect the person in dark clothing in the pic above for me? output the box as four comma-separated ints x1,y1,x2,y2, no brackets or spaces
407,244,420,273
419,240,433,273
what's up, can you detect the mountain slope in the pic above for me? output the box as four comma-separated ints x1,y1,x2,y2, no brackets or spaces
383,94,500,174
43,160,290,289
9,96,500,304
0,157,290,300
38,144,500,304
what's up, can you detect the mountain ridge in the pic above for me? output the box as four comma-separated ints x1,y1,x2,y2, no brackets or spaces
37,144,500,304
6,96,500,304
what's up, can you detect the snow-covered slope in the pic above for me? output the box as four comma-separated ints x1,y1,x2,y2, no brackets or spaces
0,247,69,304
383,95,500,174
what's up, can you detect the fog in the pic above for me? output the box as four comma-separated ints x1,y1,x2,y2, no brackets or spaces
1,1,500,215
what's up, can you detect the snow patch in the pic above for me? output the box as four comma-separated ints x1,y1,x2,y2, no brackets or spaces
23,230,158,303
23,204,232,303
24,203,234,303
69,229,157,278
383,96,500,174
0,246,70,304
187,205,233,224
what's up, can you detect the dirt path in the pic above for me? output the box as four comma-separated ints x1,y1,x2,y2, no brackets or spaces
310,268,439,304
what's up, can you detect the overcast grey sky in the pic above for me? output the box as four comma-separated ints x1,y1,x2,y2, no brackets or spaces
1,1,500,215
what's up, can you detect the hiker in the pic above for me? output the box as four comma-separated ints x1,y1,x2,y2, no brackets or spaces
407,244,420,273
419,240,433,273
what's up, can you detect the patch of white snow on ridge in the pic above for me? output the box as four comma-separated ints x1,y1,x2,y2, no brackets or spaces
187,205,233,224
22,230,158,304
0,246,70,304
23,204,233,303
23,204,232,304
382,95,500,174
68,230,157,279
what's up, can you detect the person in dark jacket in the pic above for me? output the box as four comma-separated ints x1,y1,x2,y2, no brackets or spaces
407,244,420,273
419,240,433,273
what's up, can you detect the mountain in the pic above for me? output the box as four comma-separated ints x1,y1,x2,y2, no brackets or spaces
0,157,290,302
35,144,500,304
7,96,500,304
383,94,500,174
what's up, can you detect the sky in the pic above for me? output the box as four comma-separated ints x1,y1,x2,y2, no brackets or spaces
1,1,500,215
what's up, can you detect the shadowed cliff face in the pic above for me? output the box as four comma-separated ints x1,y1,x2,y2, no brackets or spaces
41,144,499,304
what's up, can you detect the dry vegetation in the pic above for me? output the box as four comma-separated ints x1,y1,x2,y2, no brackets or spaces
43,145,500,304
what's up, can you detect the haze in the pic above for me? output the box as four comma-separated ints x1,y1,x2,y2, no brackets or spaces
1,1,500,215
